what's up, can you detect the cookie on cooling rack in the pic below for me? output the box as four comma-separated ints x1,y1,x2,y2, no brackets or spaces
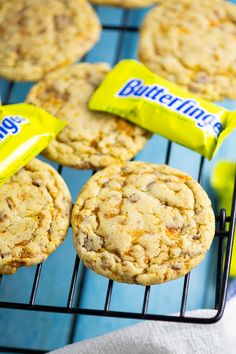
26,63,150,170
90,0,160,8
0,159,72,274
0,0,101,81
72,162,215,285
138,0,236,101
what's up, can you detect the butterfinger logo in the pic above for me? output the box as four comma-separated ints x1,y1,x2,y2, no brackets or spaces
0,116,28,143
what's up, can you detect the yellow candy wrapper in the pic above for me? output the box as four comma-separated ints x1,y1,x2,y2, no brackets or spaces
0,103,66,187
89,60,236,159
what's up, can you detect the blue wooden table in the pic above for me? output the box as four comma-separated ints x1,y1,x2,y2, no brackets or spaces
0,3,236,352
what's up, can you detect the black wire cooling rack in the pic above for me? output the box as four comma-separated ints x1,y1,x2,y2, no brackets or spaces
0,7,236,354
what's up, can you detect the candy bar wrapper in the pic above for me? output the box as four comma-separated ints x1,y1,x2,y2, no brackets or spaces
0,103,66,187
89,60,236,159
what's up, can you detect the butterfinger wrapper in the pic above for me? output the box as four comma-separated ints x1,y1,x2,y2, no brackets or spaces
89,60,236,159
0,103,66,187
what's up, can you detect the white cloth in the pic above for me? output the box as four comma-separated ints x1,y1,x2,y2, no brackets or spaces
50,297,236,354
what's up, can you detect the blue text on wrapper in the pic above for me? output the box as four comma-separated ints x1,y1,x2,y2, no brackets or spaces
116,79,223,136
0,116,28,143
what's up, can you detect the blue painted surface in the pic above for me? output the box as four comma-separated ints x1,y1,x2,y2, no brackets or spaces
0,3,236,352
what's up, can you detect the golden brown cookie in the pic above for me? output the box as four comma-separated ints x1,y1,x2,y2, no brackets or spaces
138,0,236,101
72,162,215,285
0,159,72,274
26,63,150,169
90,0,159,8
0,0,101,81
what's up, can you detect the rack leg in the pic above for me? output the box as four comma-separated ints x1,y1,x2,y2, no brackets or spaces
215,209,226,309
67,265,87,344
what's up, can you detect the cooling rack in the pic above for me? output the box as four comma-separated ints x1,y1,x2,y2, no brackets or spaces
0,6,236,354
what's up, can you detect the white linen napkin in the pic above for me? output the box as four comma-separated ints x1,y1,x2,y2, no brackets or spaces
49,296,236,354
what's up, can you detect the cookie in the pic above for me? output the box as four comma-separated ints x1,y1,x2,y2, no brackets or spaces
90,0,159,8
72,162,215,285
26,63,150,169
0,159,72,274
0,0,101,81
138,0,236,101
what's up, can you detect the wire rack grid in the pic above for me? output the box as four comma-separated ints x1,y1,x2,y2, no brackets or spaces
0,5,236,354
